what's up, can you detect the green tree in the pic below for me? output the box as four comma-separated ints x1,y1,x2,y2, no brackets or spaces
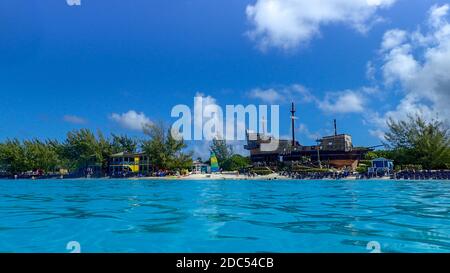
111,134,138,154
209,138,232,165
364,150,393,160
48,139,70,170
0,138,67,175
61,129,104,171
142,122,192,171
384,115,450,169
221,154,251,171
23,139,60,173
0,130,142,176
142,122,167,170
0,139,27,174
165,128,193,171
413,120,450,169
96,131,114,174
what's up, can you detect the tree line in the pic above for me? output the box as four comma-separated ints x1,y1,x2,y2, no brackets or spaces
0,122,193,175
1,114,448,175
209,138,252,172
366,115,450,170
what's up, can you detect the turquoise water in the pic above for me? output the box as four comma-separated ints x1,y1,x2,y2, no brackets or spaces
1,179,450,253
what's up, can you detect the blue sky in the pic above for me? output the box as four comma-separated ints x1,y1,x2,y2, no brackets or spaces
1,0,449,157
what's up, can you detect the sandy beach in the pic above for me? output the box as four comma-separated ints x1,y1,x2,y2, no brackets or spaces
130,172,286,181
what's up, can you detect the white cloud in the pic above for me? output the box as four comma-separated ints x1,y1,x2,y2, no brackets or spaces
381,95,436,125
366,61,376,81
369,129,386,141
190,92,250,159
377,4,450,127
298,123,321,140
246,0,397,50
110,110,152,131
248,84,375,115
245,4,450,138
248,88,284,104
429,4,449,28
248,84,313,104
63,115,87,125
195,92,217,108
318,90,366,114
191,92,220,159
194,92,223,140
381,29,408,51
382,44,418,85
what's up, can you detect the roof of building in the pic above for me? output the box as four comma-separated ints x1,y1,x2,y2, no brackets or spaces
321,134,351,139
110,152,145,157
192,160,209,166
372,157,393,162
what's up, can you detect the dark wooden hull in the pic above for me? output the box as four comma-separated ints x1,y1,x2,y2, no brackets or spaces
250,149,369,163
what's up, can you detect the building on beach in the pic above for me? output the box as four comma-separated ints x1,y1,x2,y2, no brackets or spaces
108,152,152,176
369,158,394,174
245,103,373,170
191,160,210,174
318,134,353,152
245,132,370,170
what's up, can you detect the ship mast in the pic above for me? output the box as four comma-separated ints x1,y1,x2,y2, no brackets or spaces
334,119,337,136
291,102,296,147
261,115,266,135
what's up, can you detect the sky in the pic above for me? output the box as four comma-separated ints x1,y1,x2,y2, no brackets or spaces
1,0,450,158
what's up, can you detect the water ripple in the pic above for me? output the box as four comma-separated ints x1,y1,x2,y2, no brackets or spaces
1,179,450,252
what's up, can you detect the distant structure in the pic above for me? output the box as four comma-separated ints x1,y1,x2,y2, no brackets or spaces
210,152,220,173
291,102,297,147
369,158,394,175
109,152,151,176
191,160,210,174
334,119,337,136
245,103,373,170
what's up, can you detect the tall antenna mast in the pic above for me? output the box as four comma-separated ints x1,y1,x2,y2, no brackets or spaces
291,102,296,146
261,115,266,135
334,119,337,136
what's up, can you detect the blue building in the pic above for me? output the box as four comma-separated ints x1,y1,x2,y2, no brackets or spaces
369,158,394,174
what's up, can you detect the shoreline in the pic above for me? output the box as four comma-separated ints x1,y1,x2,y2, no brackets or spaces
2,173,449,181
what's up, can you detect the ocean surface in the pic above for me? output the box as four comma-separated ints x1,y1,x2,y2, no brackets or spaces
0,179,450,253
